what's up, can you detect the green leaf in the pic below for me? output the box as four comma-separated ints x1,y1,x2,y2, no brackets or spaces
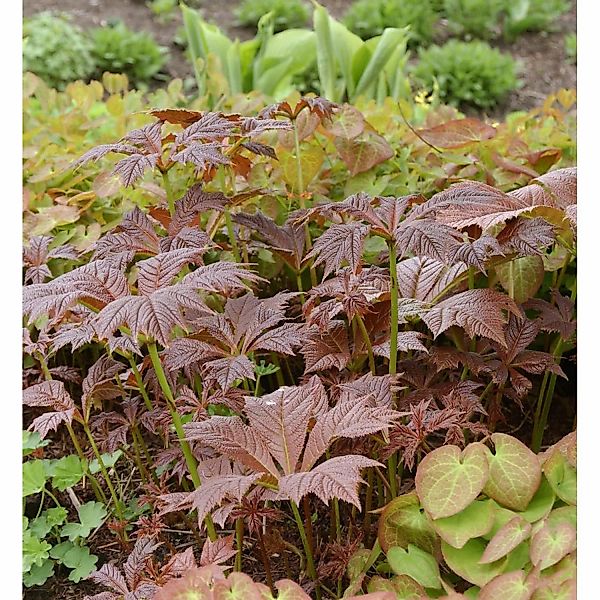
23,529,52,571
483,433,541,511
29,507,67,539
334,129,394,177
51,455,85,490
23,430,50,456
367,574,426,599
89,450,122,474
441,538,507,588
415,443,489,519
545,506,577,530
280,144,325,194
61,501,107,541
378,492,438,554
542,450,576,506
530,522,576,570
517,477,556,523
56,544,98,583
23,558,55,587
479,570,537,600
480,516,532,564
387,544,441,589
496,255,545,303
432,499,496,549
23,460,48,497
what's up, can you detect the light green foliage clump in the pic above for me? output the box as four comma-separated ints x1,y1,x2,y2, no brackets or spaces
91,21,169,87
503,0,570,39
342,0,438,46
412,40,519,109
23,12,96,90
565,32,576,63
235,0,311,32
443,0,505,38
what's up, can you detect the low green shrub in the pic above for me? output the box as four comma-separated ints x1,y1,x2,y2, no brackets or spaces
342,0,438,45
503,0,570,39
23,12,96,90
412,40,519,109
235,0,310,32
443,0,505,38
565,32,577,63
90,21,169,86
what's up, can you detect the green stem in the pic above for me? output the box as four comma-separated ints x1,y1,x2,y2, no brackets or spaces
82,424,124,521
290,501,320,600
387,240,399,499
162,170,175,216
224,209,241,263
147,342,217,541
128,356,153,412
355,314,376,375
235,517,244,572
257,527,275,593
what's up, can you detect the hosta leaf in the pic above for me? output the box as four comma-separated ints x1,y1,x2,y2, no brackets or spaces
377,492,438,554
432,499,495,549
441,538,507,588
415,118,497,149
530,522,576,570
367,574,425,599
387,544,441,589
480,516,532,563
423,289,522,347
483,433,541,511
478,570,537,600
415,444,489,519
495,255,545,304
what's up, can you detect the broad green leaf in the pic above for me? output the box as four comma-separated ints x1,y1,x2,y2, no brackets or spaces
55,544,98,583
432,499,496,549
89,450,122,474
313,2,337,101
542,450,576,506
479,570,537,600
321,103,365,140
441,538,507,588
496,255,545,303
377,492,438,554
334,129,394,177
23,430,50,456
531,579,576,600
415,443,489,520
530,522,576,570
545,506,577,530
537,552,576,590
483,433,541,511
51,455,85,490
29,508,67,539
517,477,556,523
387,544,441,589
23,558,54,587
504,541,531,572
367,574,425,599
23,529,52,571
23,460,47,497
480,516,532,564
61,501,107,541
280,144,325,193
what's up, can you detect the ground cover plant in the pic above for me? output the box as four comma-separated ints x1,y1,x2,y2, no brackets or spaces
23,90,576,599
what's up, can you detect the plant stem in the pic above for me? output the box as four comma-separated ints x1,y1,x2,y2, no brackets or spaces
147,342,217,541
257,527,275,593
290,501,320,600
235,517,244,572
224,209,241,262
128,356,153,412
355,314,376,375
82,424,124,521
162,170,175,216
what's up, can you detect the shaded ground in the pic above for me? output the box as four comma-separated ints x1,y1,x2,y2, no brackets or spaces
23,0,576,116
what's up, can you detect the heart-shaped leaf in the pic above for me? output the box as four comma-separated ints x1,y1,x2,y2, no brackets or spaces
543,450,576,506
416,444,489,519
387,544,441,589
530,522,576,570
432,500,496,549
441,538,507,588
483,434,541,511
480,516,532,564
367,574,425,599
377,492,438,554
479,570,537,600
517,477,556,523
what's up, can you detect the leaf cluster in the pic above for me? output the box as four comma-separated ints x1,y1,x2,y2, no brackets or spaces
235,0,311,32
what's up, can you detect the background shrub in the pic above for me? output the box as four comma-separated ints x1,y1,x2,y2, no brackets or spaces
412,40,519,109
565,32,576,63
342,0,438,45
503,0,570,39
235,0,310,32
443,0,505,38
90,21,168,87
23,12,96,90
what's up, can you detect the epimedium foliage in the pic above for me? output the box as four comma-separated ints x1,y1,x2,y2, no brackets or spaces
23,95,576,597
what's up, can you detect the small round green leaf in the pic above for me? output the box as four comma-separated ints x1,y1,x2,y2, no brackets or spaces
517,477,556,523
23,460,47,497
530,522,576,570
479,571,537,600
532,578,576,599
441,538,507,588
432,500,496,549
387,544,441,589
543,451,576,506
416,444,489,519
480,516,532,564
483,434,541,511
545,506,577,530
377,492,438,554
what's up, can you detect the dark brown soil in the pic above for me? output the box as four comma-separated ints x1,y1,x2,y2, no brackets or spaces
23,0,576,117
